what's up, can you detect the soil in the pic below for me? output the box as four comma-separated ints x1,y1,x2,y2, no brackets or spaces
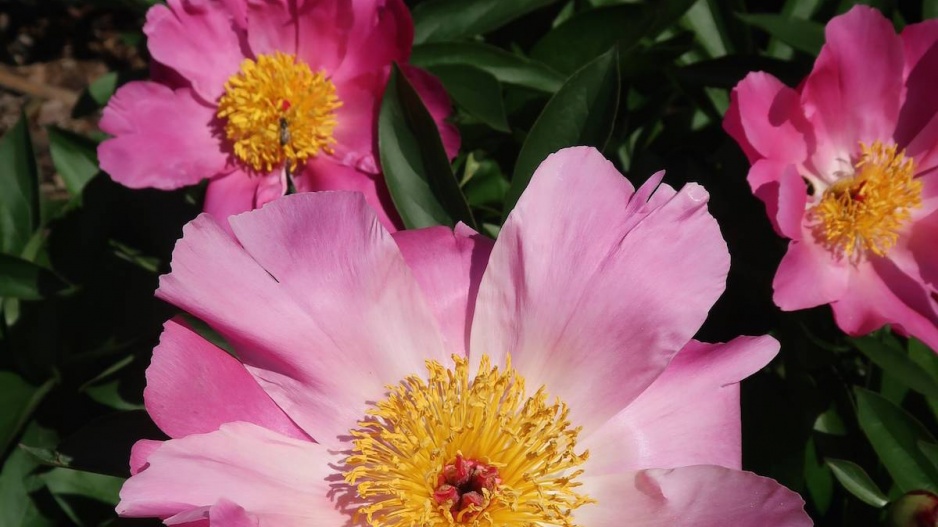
0,0,147,196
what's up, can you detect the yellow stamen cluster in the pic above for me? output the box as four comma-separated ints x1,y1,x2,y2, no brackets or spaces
811,141,921,257
216,52,341,173
344,355,593,527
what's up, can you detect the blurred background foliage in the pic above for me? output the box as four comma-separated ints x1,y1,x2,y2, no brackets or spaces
1,0,937,524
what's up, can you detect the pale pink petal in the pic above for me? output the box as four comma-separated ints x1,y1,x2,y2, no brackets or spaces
117,422,347,524
801,5,903,156
401,64,460,160
470,147,729,431
897,19,938,172
129,439,162,476
99,83,228,190
145,319,308,440
203,170,261,224
297,156,401,231
392,224,494,356
159,194,447,447
582,336,779,475
726,72,812,164
723,93,761,163
165,499,315,527
831,257,938,352
144,0,246,103
773,238,850,310
576,466,810,526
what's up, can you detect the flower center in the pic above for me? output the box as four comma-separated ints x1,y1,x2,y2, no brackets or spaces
216,52,341,173
810,141,921,257
343,355,592,526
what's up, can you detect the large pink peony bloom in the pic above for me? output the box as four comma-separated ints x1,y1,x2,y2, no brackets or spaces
724,6,938,349
98,0,458,230
119,147,810,526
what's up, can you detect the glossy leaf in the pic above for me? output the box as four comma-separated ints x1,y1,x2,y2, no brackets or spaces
411,42,564,93
852,336,938,400
413,0,560,43
47,127,100,197
855,387,938,492
0,373,54,455
736,13,825,56
825,458,889,508
427,64,510,132
379,64,475,229
0,254,67,301
504,47,620,218
531,0,696,74
0,114,40,254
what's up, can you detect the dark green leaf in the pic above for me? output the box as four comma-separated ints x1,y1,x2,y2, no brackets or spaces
736,13,825,56
411,42,564,93
40,468,123,504
504,47,620,218
379,64,475,229
0,424,57,527
926,0,938,19
852,336,938,400
427,65,510,132
19,445,74,469
919,441,938,474
413,0,560,43
0,114,40,254
47,128,100,197
0,373,55,455
0,253,67,300
855,387,938,492
531,0,696,74
825,458,889,508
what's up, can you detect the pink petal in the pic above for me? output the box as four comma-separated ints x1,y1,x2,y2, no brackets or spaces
330,0,412,82
401,64,460,160
144,0,246,103
159,194,447,447
801,6,903,157
99,83,228,190
203,170,262,225
145,319,308,440
329,81,381,173
831,257,938,352
576,465,810,526
582,336,779,475
747,160,807,239
165,499,314,527
470,147,729,431
392,224,494,356
897,19,938,173
117,422,347,524
726,72,812,164
773,238,850,310
296,156,401,231
129,439,162,476
248,0,349,73
253,168,287,208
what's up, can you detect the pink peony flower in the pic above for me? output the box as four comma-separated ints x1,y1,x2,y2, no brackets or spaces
724,6,938,349
119,147,810,526
98,0,459,230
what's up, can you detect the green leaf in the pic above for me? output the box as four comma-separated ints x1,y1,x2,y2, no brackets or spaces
0,373,55,455
736,13,825,56
0,424,57,527
411,42,564,93
40,468,123,504
427,64,509,132
19,445,73,470
919,441,938,474
0,114,40,254
852,336,938,400
0,253,67,300
379,64,475,230
825,458,889,508
504,47,620,218
855,387,938,492
47,127,100,197
413,0,560,43
926,0,938,19
531,0,697,74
